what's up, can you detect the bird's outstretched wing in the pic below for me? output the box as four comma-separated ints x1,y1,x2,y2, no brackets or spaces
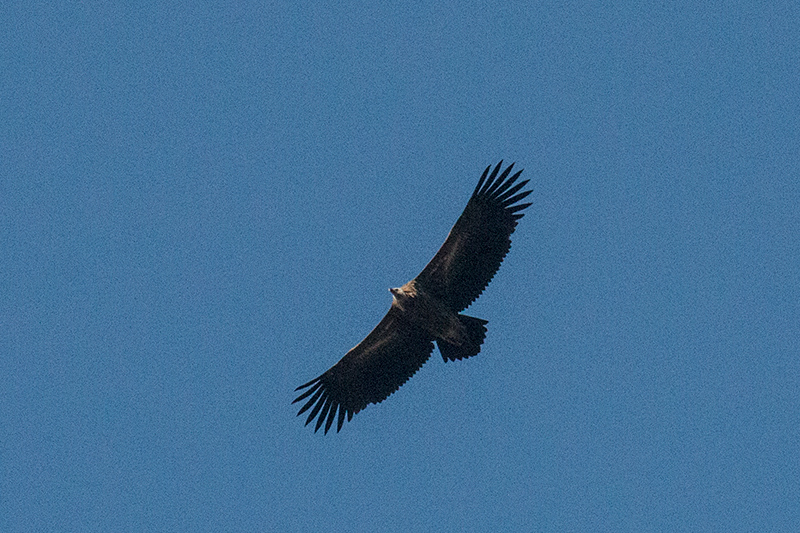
293,307,434,434
414,161,532,311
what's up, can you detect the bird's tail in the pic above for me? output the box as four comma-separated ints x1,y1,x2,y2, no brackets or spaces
437,315,489,362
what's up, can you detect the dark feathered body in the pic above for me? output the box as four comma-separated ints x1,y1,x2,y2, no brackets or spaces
293,161,532,433
390,282,461,345
391,281,488,359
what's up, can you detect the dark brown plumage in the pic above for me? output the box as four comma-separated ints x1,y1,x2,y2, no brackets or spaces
293,161,532,433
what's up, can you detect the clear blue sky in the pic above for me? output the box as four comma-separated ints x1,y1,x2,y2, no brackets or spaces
2,2,798,531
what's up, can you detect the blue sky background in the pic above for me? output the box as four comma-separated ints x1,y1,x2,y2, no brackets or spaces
2,1,798,531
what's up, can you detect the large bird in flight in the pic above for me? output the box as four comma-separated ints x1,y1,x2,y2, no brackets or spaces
293,161,532,433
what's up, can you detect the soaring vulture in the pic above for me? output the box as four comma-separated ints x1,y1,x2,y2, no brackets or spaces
293,161,532,433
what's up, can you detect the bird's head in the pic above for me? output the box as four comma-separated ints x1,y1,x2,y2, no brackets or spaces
389,287,409,308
